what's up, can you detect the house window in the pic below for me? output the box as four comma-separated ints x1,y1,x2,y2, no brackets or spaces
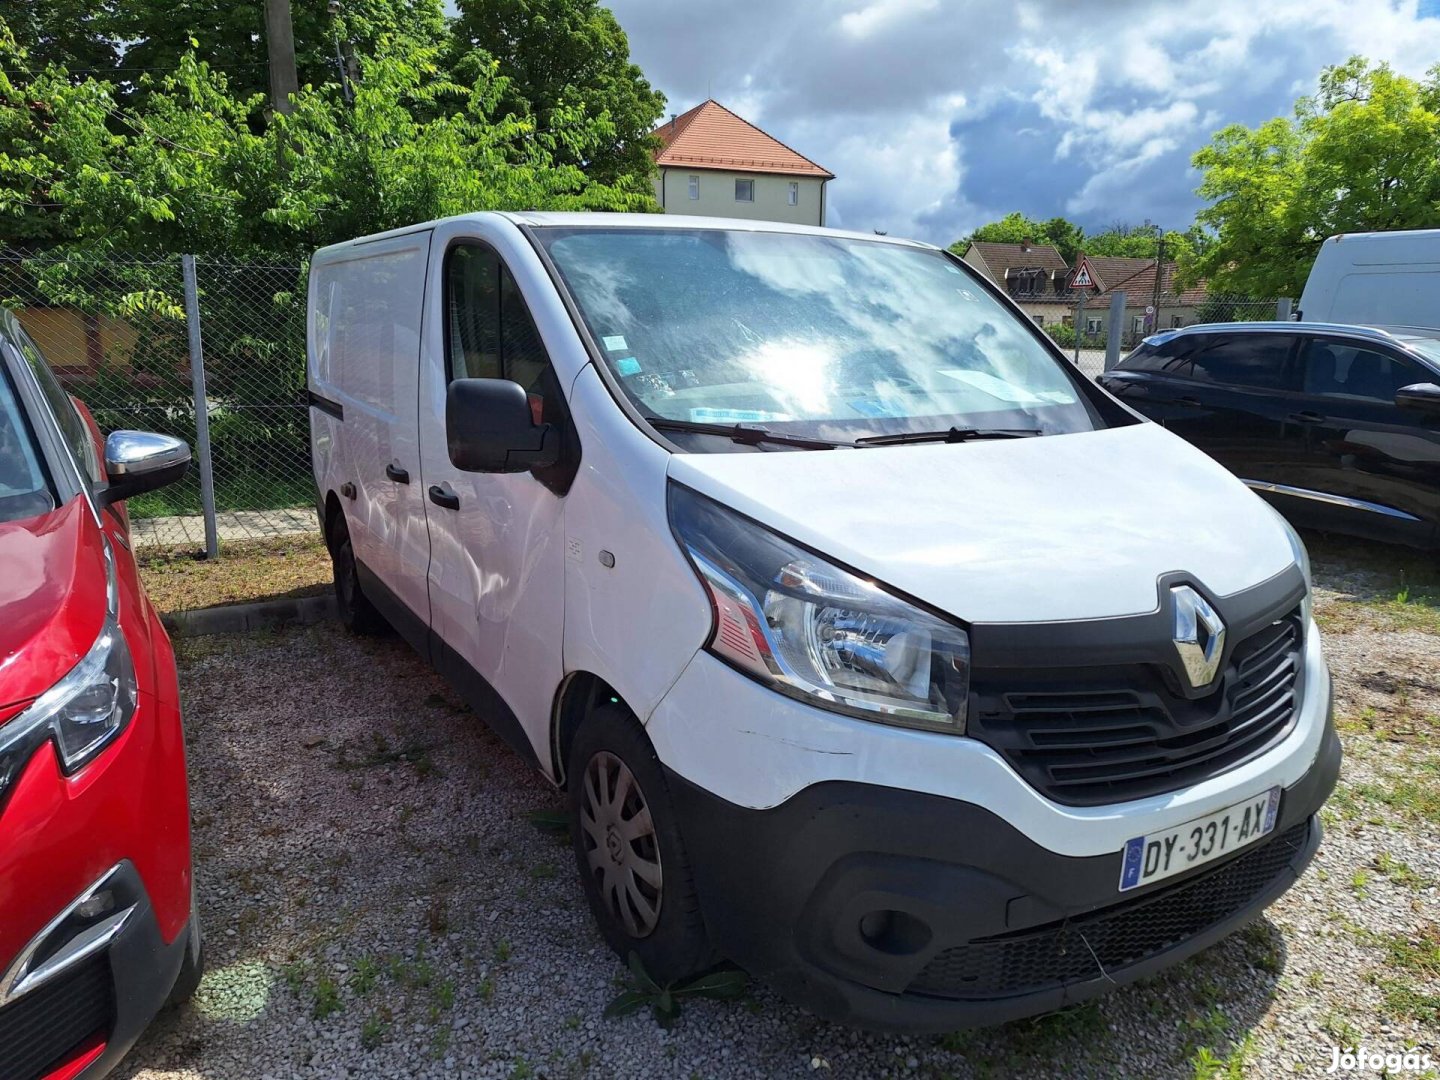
1086,317,1103,334
1171,315,1184,328
1031,314,1045,326
788,182,799,206
1132,315,1147,335
688,175,699,200
735,178,754,202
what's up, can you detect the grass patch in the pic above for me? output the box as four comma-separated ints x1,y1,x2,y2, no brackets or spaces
137,534,329,614
1373,852,1431,890
334,732,438,778
129,471,314,520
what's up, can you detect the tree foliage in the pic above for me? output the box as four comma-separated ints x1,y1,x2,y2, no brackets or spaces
0,27,656,261
950,212,1085,263
449,0,665,188
110,0,449,105
1188,57,1440,296
951,212,1207,268
1,0,120,74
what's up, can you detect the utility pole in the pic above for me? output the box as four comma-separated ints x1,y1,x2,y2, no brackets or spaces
1151,227,1166,336
264,0,299,115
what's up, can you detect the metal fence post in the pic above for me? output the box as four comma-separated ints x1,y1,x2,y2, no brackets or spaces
182,255,220,559
1276,297,1294,321
1105,290,1126,371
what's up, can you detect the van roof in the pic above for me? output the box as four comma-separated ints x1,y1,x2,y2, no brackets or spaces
1321,228,1440,244
311,211,934,258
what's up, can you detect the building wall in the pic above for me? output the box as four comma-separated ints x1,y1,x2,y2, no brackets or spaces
654,169,826,226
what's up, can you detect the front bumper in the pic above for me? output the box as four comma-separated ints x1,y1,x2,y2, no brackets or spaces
666,710,1340,1032
0,861,192,1080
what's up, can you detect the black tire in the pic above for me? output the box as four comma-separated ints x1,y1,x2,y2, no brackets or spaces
166,919,205,1007
568,703,713,985
329,514,386,635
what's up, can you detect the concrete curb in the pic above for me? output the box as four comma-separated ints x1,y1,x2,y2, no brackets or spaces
162,593,336,637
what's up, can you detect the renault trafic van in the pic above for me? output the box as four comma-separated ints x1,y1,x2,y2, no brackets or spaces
1299,228,1440,328
307,213,1339,1032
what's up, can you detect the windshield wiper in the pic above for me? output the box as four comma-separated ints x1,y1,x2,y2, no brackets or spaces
854,426,1043,447
646,417,844,450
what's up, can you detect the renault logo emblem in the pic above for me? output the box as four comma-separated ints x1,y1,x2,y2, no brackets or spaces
1172,585,1226,689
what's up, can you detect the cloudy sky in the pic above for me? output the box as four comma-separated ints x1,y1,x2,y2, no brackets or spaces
606,0,1440,245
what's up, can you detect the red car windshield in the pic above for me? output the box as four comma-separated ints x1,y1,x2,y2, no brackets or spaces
0,366,55,524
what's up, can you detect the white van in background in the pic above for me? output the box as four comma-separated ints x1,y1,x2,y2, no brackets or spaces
307,212,1338,1032
1299,228,1440,328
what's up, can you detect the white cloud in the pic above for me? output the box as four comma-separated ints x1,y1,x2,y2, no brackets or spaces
838,0,940,39
608,0,1440,243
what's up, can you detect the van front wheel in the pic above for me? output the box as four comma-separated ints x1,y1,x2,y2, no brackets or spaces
329,516,385,635
568,703,713,985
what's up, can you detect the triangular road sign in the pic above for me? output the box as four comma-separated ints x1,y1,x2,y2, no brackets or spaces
1069,259,1096,289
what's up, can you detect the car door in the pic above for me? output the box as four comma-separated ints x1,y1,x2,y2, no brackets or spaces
1279,335,1440,532
1159,332,1300,480
416,232,574,765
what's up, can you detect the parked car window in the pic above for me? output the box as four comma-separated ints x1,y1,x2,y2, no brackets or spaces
1300,339,1427,403
1119,337,1194,375
1186,335,1294,390
10,326,101,483
0,363,55,522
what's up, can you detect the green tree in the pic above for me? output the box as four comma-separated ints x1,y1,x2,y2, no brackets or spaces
0,32,654,259
1187,57,1440,296
1084,221,1208,265
449,0,665,187
950,212,1085,263
110,0,448,105
0,2,120,74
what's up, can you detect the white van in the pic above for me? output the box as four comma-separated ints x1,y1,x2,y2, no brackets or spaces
1299,228,1440,328
307,213,1339,1031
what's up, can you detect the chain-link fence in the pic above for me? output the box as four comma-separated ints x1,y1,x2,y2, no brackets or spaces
0,251,317,551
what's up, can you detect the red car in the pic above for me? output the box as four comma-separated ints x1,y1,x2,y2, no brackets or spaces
0,310,202,1080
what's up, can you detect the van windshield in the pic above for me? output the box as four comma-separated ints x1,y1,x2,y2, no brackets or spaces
536,227,1099,447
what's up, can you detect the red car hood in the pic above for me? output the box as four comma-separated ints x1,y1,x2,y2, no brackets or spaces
0,498,106,717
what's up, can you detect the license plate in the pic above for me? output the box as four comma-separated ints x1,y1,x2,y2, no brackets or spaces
1118,787,1281,892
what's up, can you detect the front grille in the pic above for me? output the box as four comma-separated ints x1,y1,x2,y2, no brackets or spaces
909,821,1309,1000
970,612,1303,805
0,953,114,1080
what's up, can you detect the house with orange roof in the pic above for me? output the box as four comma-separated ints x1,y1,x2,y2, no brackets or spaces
652,100,834,227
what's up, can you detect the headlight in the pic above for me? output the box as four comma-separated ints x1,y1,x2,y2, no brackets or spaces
1276,514,1313,625
0,542,138,797
669,484,971,733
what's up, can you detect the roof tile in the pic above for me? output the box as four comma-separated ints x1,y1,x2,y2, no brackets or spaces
654,100,833,179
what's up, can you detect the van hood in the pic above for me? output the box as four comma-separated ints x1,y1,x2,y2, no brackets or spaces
0,498,106,716
666,422,1296,624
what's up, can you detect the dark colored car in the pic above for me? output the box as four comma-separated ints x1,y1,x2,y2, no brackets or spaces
1099,322,1440,547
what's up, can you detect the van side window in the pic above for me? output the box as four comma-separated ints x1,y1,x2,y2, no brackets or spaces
446,245,502,381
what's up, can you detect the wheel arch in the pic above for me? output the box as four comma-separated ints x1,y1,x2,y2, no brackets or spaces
551,671,628,787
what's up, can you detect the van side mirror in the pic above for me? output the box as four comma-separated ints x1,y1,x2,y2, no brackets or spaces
1395,382,1440,417
446,378,560,473
101,430,190,506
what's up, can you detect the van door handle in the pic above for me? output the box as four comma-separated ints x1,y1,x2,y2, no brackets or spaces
1288,411,1325,424
428,484,460,511
385,462,410,484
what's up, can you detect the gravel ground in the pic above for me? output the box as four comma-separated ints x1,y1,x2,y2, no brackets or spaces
118,540,1439,1080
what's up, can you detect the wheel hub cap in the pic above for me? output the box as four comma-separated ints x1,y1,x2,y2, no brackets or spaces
580,751,663,938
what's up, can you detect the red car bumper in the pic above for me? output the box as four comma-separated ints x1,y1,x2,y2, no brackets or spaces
0,611,195,1080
